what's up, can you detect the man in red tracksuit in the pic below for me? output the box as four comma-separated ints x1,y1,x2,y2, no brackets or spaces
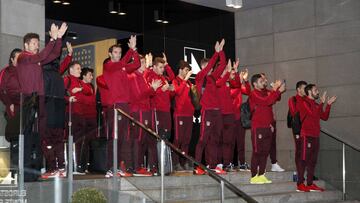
0,48,22,179
77,67,97,172
249,74,285,184
215,59,233,173
288,80,307,182
260,73,285,172
102,35,140,177
96,60,114,141
145,55,175,174
296,84,336,192
172,60,194,171
128,54,161,176
194,39,226,175
64,62,93,174
229,66,251,171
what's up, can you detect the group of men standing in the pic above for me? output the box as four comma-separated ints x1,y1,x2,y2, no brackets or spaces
0,22,337,192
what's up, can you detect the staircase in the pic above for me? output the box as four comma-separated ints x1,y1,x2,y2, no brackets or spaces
122,171,358,203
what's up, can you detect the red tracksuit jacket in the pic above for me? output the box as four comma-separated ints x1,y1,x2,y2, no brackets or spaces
96,75,113,108
17,39,62,95
145,65,175,112
249,89,281,129
0,65,21,117
103,49,140,104
288,94,304,117
195,51,226,110
128,70,155,112
172,76,195,116
77,82,97,118
216,72,234,115
229,77,251,120
64,75,92,115
299,97,331,137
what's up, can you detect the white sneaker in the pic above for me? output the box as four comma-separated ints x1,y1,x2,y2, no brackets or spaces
271,163,285,172
105,170,113,178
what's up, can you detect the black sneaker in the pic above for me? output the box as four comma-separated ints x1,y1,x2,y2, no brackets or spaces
225,163,236,172
238,163,250,171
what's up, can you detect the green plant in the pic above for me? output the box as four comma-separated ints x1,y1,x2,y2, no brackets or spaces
72,187,107,203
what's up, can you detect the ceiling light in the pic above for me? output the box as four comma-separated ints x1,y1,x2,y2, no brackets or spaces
226,0,242,9
109,1,117,14
117,3,126,15
62,0,70,5
154,10,162,23
162,20,169,24
53,0,61,3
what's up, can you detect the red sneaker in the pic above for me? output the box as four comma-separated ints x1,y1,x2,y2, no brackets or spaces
296,183,310,192
41,170,58,179
213,167,227,175
117,170,133,177
307,184,325,192
193,166,206,175
134,167,153,177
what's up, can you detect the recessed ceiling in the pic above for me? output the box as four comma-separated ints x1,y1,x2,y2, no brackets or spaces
180,0,295,12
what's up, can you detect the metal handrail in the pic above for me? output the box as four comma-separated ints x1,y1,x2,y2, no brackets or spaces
320,128,360,201
116,108,258,203
320,128,360,152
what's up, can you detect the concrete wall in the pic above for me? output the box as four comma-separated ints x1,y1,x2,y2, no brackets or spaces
235,0,360,171
0,0,45,147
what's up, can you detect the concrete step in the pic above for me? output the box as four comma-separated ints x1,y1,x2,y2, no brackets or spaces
171,190,342,203
124,171,294,189
138,180,330,202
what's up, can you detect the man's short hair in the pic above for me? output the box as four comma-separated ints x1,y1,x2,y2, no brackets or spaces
177,60,192,70
8,48,22,66
108,44,121,53
305,84,316,96
296,81,308,90
68,61,81,69
251,74,262,88
80,67,94,80
200,58,209,67
23,33,40,44
154,57,165,66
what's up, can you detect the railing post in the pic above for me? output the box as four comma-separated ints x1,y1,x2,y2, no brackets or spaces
18,93,24,197
68,100,73,203
113,107,118,181
220,180,224,203
160,140,165,203
342,143,346,200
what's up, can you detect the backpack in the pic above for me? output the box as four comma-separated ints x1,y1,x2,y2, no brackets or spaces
287,96,304,135
240,99,252,129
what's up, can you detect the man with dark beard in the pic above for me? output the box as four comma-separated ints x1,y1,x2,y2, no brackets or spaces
296,84,336,192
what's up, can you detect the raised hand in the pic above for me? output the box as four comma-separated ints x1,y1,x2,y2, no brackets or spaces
279,82,286,93
320,91,327,103
273,80,282,90
150,79,162,91
49,23,59,40
145,53,153,68
242,68,249,81
233,58,240,71
219,38,225,51
57,22,68,38
162,53,168,65
66,42,73,56
161,81,169,92
215,41,220,53
185,70,193,81
128,35,137,50
226,59,232,72
327,95,337,105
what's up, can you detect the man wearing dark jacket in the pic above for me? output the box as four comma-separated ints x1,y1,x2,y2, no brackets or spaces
41,42,72,178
